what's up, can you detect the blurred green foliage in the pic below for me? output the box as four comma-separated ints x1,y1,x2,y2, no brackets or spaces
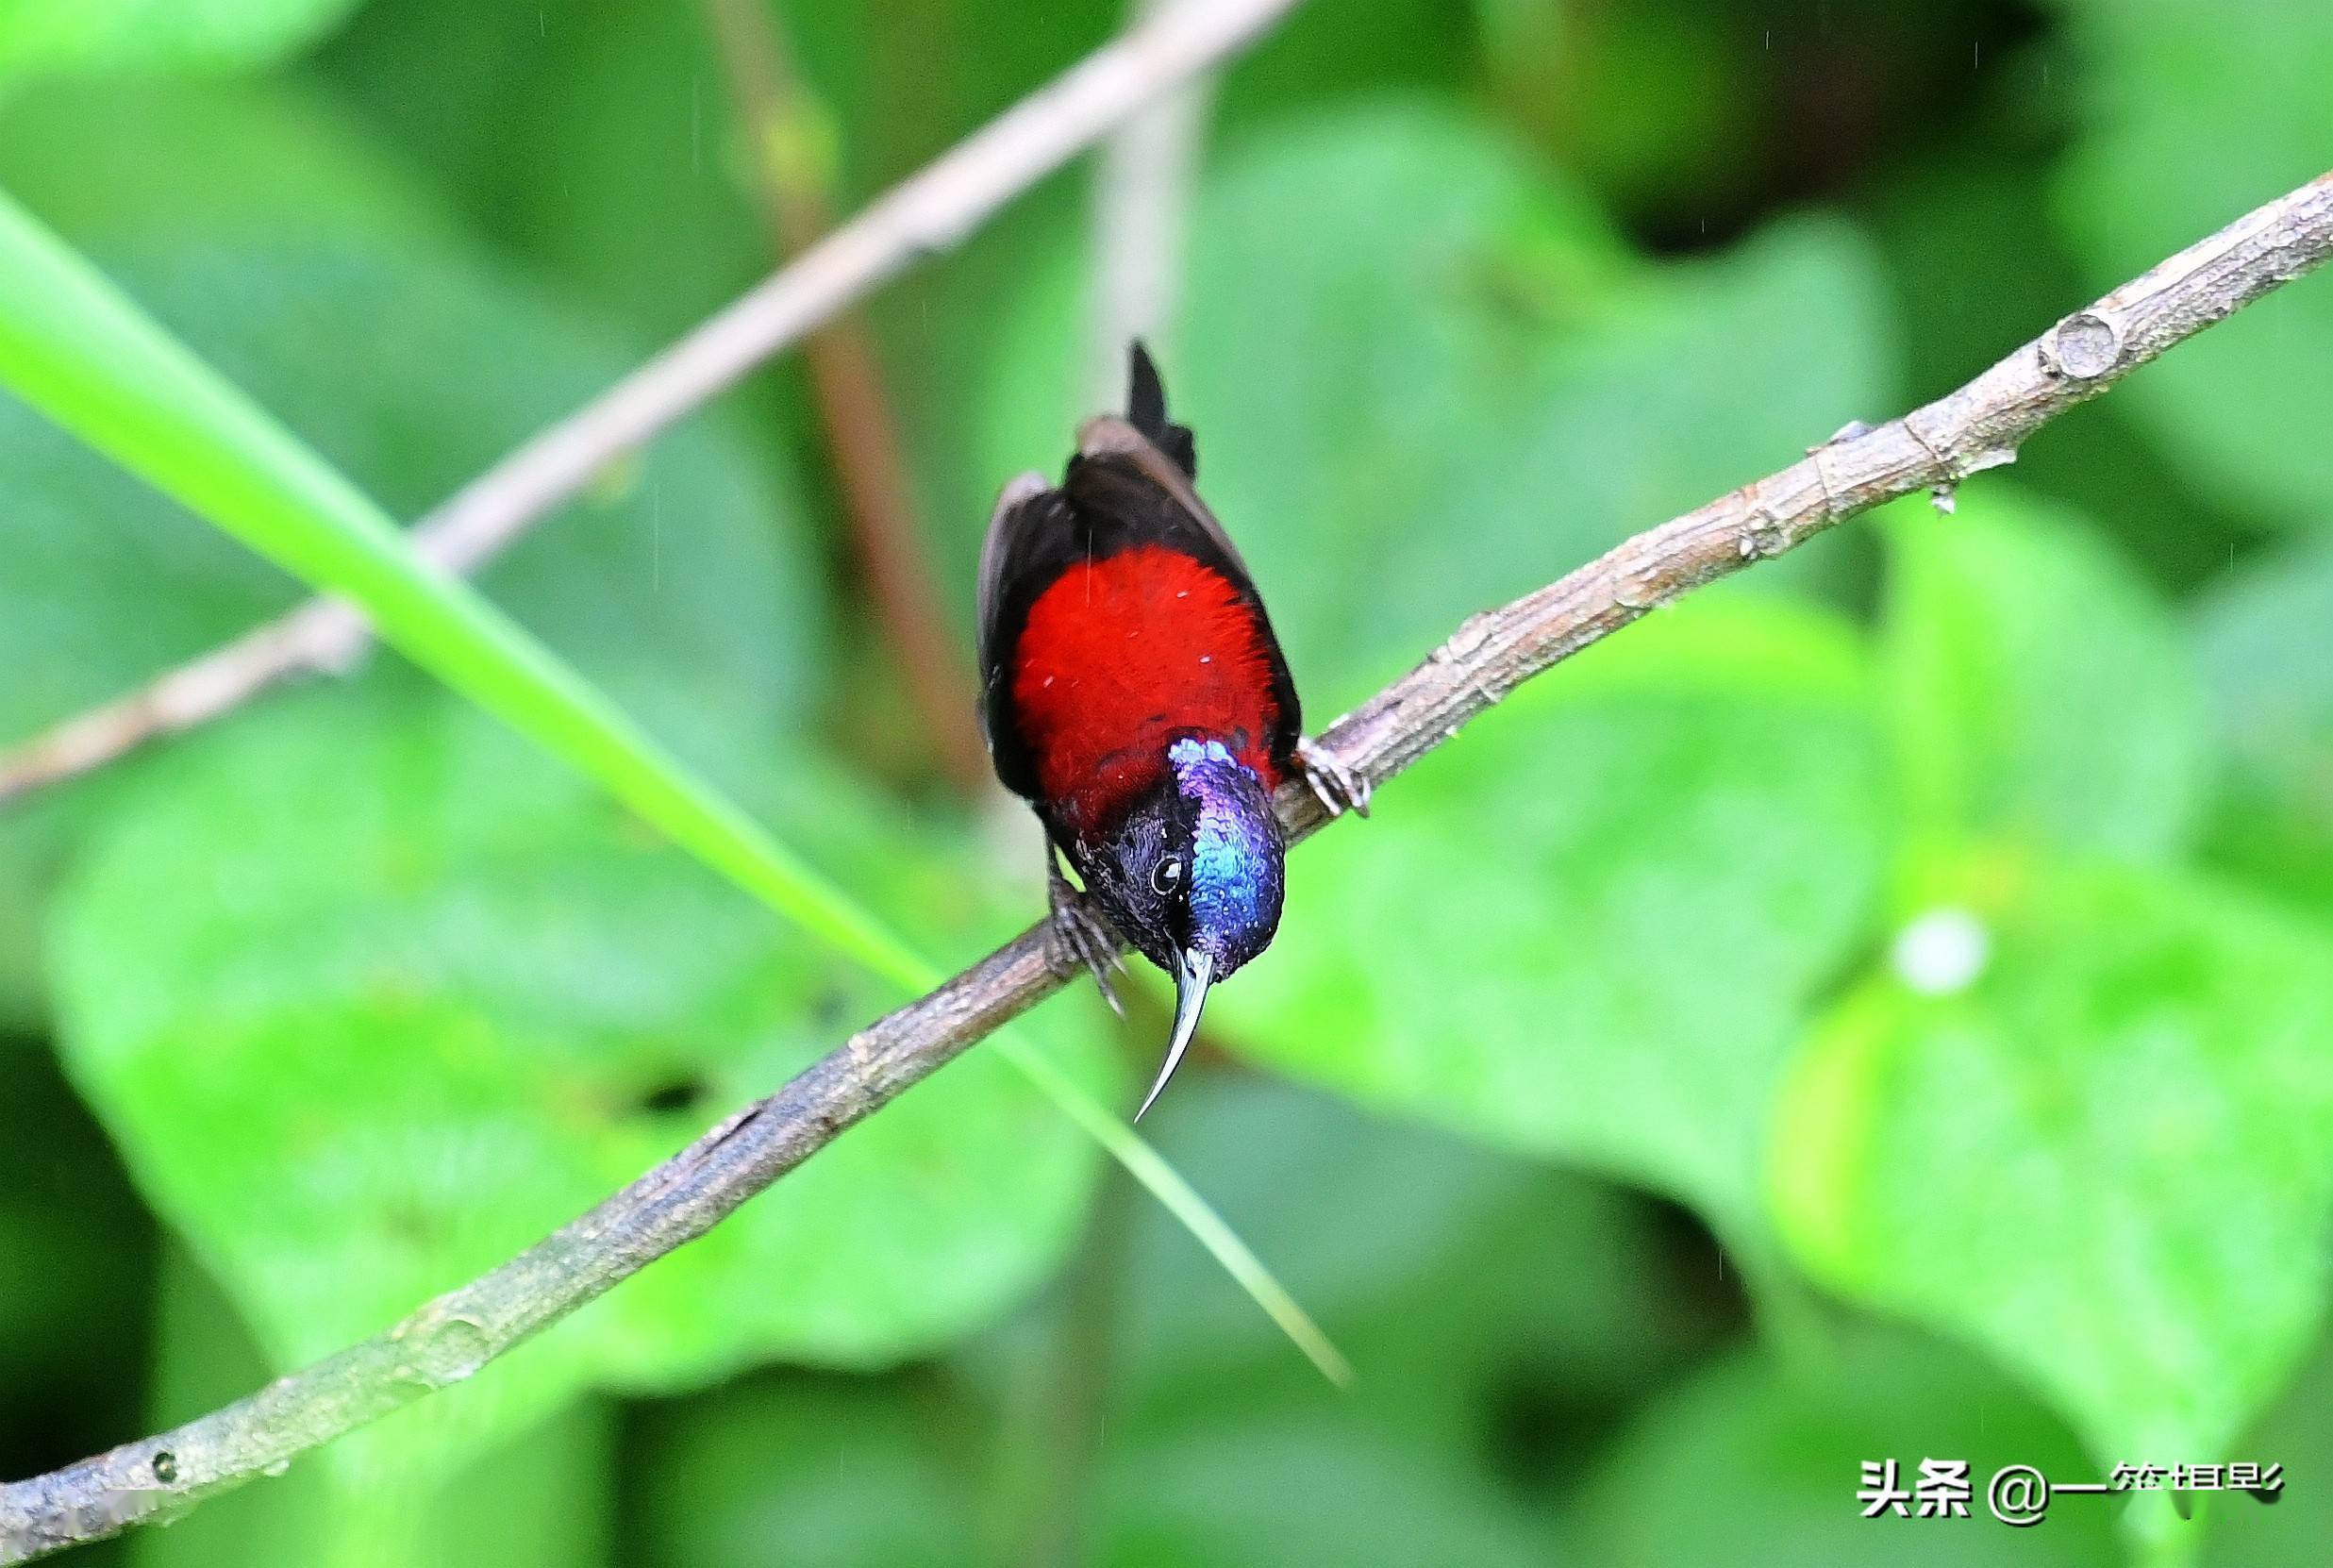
1,1,2329,1566
56,683,1115,1476
1875,492,2209,861
1215,594,1885,1271
2052,0,2333,518
0,0,366,84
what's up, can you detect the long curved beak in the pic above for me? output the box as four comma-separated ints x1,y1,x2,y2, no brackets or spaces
1137,948,1213,1122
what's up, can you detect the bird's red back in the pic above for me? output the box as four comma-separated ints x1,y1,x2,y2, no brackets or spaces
978,393,1300,845
1008,541,1286,839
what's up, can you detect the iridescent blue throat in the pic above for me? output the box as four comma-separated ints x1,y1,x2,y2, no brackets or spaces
1167,737,1285,976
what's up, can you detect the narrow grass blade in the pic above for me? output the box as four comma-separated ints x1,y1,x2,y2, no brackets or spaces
0,190,1341,1380
996,1033,1353,1384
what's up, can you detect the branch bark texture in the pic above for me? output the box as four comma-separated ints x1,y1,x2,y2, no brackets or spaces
2,155,2326,1568
0,0,1306,805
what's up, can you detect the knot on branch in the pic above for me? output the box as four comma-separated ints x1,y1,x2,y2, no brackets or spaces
1737,506,1789,559
2041,309,2125,380
1904,407,2019,490
1437,611,1496,662
390,1309,493,1388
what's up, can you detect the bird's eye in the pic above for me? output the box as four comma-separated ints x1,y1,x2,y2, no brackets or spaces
1151,858,1184,896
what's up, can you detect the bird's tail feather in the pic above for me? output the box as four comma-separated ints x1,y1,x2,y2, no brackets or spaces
1126,340,1198,478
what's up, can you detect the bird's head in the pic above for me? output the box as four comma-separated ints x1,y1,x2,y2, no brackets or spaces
1081,737,1285,1117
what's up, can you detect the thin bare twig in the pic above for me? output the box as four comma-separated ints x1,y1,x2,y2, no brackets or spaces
5,163,2326,1564
0,0,1308,807
701,0,991,790
1091,0,1209,404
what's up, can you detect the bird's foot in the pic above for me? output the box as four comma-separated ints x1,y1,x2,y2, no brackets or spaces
1295,736,1371,819
1046,866,1125,1014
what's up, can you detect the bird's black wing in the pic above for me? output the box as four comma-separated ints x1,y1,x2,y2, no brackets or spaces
975,472,1075,801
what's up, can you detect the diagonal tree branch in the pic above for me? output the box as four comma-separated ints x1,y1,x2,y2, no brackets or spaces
0,0,1307,808
4,166,2327,1564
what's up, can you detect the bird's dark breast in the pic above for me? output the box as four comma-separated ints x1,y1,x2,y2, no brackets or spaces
1003,542,1286,841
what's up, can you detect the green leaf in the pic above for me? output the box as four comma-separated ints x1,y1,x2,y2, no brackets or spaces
0,0,366,82
1208,594,1889,1263
0,187,840,959
2195,537,2333,911
1574,1328,2119,1567
1115,1078,1696,1382
1772,860,2333,1478
1093,1410,1556,1568
0,79,814,1024
2202,1327,2333,1564
133,1249,618,1568
975,98,1900,708
55,683,1120,1465
1877,487,2210,863
2050,0,2333,525
403,0,773,346
1095,1076,1731,1476
1476,0,1762,220
0,75,452,251
0,144,851,976
638,1375,975,1568
646,1328,1558,1568
1859,140,2257,593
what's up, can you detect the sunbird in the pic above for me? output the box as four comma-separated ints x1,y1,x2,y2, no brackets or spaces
977,344,1365,1119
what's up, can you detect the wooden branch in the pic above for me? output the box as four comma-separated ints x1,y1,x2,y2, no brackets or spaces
4,164,2327,1565
1310,166,2325,805
0,0,1308,808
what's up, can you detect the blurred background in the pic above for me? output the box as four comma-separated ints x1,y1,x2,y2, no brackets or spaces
2,0,2330,1563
